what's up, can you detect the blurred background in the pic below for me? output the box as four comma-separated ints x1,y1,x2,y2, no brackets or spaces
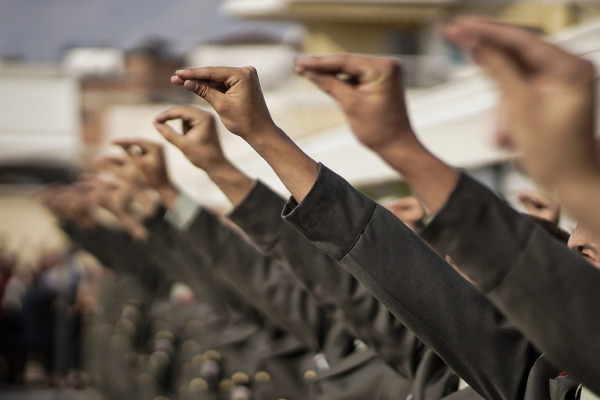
1,0,600,399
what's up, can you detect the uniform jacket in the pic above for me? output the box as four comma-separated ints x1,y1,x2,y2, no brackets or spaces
228,180,480,400
281,164,581,400
420,173,599,397
170,193,413,399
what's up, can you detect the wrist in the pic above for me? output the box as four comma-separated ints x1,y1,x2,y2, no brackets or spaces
243,123,283,150
199,157,233,176
156,183,180,209
370,131,425,169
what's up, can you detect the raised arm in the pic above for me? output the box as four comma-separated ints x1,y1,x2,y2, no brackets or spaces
294,54,459,216
443,16,600,233
153,105,254,207
171,62,546,399
152,104,432,377
295,20,600,394
172,67,319,203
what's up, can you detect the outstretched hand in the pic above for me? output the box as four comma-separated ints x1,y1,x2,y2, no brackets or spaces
154,106,227,171
384,196,426,232
294,54,417,152
112,139,179,207
172,67,278,141
443,16,598,186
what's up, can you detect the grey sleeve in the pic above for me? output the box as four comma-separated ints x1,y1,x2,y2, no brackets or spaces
183,207,330,352
282,164,539,400
165,191,202,230
229,180,426,379
421,173,600,395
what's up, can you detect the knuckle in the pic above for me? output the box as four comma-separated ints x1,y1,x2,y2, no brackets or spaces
196,84,210,98
241,66,257,79
384,58,403,74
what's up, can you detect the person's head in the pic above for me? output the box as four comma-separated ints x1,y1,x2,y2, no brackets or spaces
568,223,600,270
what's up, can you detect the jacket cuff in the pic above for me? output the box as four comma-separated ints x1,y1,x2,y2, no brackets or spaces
165,191,201,230
282,163,376,261
228,180,287,250
420,172,536,292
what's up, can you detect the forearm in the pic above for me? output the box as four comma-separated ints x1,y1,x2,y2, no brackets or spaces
204,160,254,207
154,182,179,209
373,134,459,217
246,126,319,203
229,180,424,377
552,166,600,235
282,164,538,400
421,172,600,394
187,208,328,351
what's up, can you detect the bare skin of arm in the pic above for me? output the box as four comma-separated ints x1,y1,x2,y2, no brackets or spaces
441,16,600,232
294,54,459,216
153,105,254,207
113,139,180,209
171,67,319,203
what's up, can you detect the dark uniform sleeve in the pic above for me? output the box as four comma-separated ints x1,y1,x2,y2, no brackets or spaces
420,173,600,395
229,180,428,379
282,164,541,400
182,207,331,354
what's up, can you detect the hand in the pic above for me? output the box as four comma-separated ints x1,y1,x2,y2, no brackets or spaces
112,139,179,208
294,54,417,152
383,196,426,231
94,155,147,189
517,190,560,225
154,106,227,171
172,67,278,141
442,16,598,186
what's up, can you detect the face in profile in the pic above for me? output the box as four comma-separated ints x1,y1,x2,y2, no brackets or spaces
568,223,600,270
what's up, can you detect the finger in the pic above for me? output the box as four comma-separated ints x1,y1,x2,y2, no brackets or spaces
171,75,185,85
93,155,126,171
154,105,203,124
182,79,224,105
443,16,572,74
471,44,525,96
154,120,184,148
517,191,550,209
113,139,162,156
303,71,355,104
295,54,366,77
176,67,241,84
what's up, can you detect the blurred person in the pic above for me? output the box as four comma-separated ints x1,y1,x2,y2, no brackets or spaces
115,137,420,400
151,104,485,399
0,249,26,385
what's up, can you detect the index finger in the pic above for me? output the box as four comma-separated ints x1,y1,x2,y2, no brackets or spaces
443,16,574,72
294,54,368,77
175,67,242,84
154,105,206,124
113,138,162,155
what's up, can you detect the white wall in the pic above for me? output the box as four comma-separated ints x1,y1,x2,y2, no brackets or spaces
0,65,81,165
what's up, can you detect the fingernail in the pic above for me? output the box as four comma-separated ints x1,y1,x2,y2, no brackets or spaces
305,72,319,83
176,69,185,75
295,56,310,64
184,80,198,91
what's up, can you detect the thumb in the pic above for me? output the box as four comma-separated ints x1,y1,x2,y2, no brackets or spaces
184,79,222,106
154,120,184,149
304,71,354,105
472,44,524,97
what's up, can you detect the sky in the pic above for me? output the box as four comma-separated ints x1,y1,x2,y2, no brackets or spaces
0,0,290,63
